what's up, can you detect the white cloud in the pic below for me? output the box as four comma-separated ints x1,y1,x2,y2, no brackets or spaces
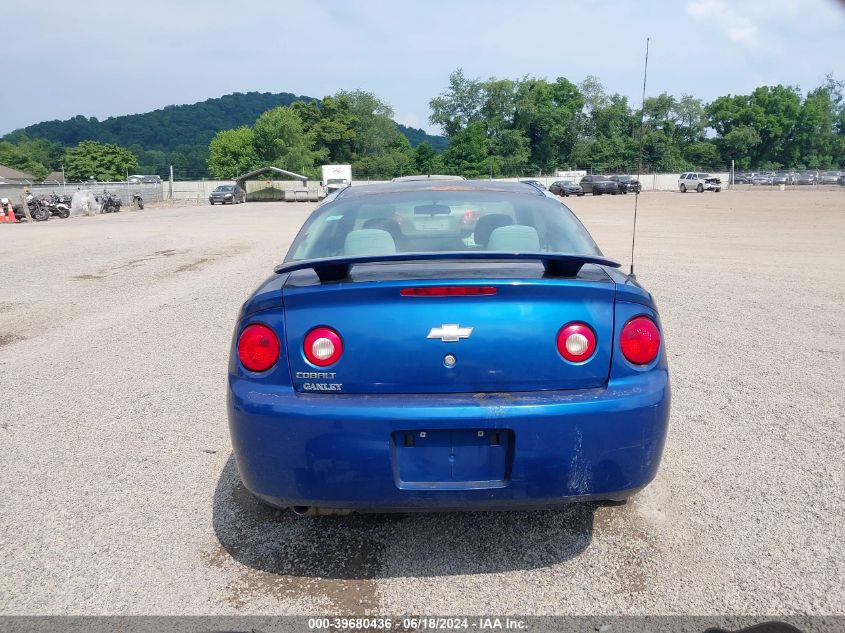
686,0,760,48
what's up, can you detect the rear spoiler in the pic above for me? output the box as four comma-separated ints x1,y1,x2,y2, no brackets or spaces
274,252,620,282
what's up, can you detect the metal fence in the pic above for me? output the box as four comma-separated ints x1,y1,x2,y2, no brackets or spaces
0,181,164,206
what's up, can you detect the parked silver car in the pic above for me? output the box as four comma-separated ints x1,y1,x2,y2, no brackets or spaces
771,171,796,185
797,171,819,185
678,172,721,193
819,171,842,185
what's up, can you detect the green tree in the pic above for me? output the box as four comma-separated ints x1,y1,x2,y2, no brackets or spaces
63,141,139,181
430,70,584,174
429,68,485,137
14,136,64,171
578,93,637,171
793,86,837,168
292,96,358,163
684,141,721,169
490,129,530,176
332,90,414,176
675,95,708,143
0,141,49,179
207,127,258,178
513,77,583,171
439,123,491,177
252,107,323,172
341,90,404,157
413,141,436,174
717,126,761,170
356,134,414,178
707,85,802,167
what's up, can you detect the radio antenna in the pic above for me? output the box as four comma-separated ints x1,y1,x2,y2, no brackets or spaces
630,37,650,278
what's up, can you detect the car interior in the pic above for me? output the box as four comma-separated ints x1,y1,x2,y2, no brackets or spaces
289,195,597,260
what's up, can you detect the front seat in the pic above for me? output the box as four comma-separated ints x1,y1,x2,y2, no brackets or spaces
343,229,396,256
473,213,513,248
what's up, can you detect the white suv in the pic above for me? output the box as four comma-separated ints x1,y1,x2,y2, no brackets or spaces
678,172,721,193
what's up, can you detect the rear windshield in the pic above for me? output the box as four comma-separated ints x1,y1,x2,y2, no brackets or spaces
286,190,601,261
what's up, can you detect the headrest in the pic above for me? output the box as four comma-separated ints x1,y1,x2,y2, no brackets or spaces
473,213,514,247
343,229,397,256
487,225,540,252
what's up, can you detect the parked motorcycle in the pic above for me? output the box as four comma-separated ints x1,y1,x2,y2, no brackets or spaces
132,193,144,210
97,191,122,213
44,193,71,219
24,194,50,222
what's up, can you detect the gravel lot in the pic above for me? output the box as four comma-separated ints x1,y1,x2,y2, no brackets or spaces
1,190,843,616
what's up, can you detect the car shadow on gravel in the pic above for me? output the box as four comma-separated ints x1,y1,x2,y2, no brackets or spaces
212,454,595,579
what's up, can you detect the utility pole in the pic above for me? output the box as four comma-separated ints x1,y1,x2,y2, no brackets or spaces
169,165,174,201
20,190,33,223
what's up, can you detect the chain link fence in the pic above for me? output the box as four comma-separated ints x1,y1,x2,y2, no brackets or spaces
0,181,164,206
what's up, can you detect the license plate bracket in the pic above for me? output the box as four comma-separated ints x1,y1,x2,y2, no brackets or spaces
391,429,513,489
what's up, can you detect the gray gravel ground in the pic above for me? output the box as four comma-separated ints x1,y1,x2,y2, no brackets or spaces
0,191,843,615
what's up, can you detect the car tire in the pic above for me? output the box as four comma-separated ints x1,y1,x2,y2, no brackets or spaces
680,184,686,193
578,193,584,197
697,184,704,193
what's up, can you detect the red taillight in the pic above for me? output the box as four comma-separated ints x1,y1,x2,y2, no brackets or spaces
620,316,661,365
237,324,280,372
400,286,497,297
303,326,343,367
557,322,597,362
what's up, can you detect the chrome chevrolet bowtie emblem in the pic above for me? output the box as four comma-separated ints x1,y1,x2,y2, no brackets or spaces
427,324,473,342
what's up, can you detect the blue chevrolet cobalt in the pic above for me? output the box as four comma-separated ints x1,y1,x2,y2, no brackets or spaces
227,180,669,515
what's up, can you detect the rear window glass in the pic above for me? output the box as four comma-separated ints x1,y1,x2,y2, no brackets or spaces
286,190,601,261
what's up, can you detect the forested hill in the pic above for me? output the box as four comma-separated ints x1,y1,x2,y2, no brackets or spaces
3,90,447,156
396,124,448,151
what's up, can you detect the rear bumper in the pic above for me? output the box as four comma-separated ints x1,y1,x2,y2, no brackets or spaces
227,371,670,511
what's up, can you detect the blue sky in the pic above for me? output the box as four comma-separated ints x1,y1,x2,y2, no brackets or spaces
3,0,844,135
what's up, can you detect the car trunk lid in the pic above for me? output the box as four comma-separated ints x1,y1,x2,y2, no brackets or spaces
281,262,615,394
